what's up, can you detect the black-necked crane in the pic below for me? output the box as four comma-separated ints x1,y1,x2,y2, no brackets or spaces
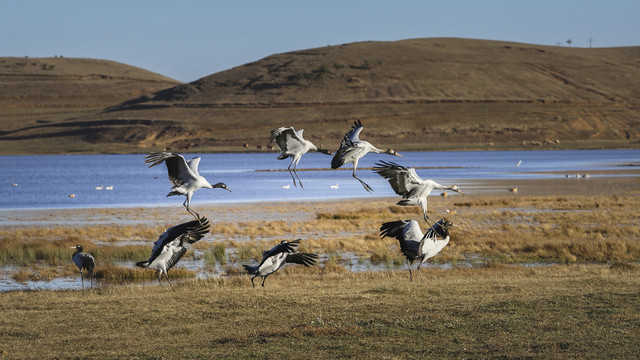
270,127,333,189
373,160,462,224
380,218,455,282
145,152,231,220
71,245,95,289
331,120,401,192
243,239,318,287
136,216,210,290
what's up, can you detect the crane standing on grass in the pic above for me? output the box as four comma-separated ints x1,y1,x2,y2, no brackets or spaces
71,245,95,289
270,127,333,189
331,120,402,192
145,152,231,220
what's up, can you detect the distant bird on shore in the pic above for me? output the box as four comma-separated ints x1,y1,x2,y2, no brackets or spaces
71,245,95,289
145,152,231,219
270,127,333,189
136,217,210,290
380,218,455,282
331,120,401,192
373,161,462,224
515,160,522,167
243,239,318,287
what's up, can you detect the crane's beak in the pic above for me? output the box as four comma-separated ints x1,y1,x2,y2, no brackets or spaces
394,153,402,157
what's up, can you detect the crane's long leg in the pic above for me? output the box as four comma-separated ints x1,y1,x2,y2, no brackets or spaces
80,269,85,288
89,271,93,289
287,161,297,187
261,275,268,287
250,276,256,288
288,157,304,189
416,263,425,282
407,260,413,282
423,212,435,225
183,198,201,222
164,273,175,291
352,165,373,192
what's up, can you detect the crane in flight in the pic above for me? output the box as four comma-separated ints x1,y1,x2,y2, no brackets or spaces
373,160,462,224
145,152,230,220
331,120,401,192
270,127,333,189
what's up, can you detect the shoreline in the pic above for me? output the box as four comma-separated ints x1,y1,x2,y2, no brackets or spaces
1,173,638,224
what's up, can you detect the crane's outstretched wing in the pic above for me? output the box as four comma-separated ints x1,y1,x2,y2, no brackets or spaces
380,220,423,242
258,239,300,266
270,127,306,154
145,152,197,186
380,220,424,259
331,120,364,169
143,217,210,266
186,157,202,176
373,161,424,198
285,252,318,267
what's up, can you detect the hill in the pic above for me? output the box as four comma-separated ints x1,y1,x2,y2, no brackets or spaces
0,57,180,153
1,38,639,154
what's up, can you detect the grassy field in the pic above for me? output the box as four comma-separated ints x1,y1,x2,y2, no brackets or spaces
1,176,639,358
1,266,639,359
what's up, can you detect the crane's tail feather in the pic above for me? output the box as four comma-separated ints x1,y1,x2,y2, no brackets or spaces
136,261,149,268
243,265,258,275
397,199,418,206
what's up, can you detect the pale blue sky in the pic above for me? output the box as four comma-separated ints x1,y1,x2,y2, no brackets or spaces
3,1,639,82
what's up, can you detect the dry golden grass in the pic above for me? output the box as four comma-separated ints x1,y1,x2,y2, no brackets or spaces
2,191,640,280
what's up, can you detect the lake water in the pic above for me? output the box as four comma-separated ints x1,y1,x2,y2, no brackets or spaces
1,149,638,210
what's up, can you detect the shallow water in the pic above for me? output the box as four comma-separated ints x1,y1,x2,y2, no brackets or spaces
1,149,638,210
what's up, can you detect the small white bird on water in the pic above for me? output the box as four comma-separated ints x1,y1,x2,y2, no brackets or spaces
270,126,333,189
243,239,318,287
331,120,401,192
380,218,455,282
145,152,231,220
71,245,95,289
373,161,462,224
136,216,210,290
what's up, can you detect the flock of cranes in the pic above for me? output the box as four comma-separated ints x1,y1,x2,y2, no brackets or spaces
71,120,460,288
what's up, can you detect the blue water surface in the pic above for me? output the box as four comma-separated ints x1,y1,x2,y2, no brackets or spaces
0,149,638,210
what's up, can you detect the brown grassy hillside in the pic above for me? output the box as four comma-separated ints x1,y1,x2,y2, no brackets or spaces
0,57,180,153
1,38,639,154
